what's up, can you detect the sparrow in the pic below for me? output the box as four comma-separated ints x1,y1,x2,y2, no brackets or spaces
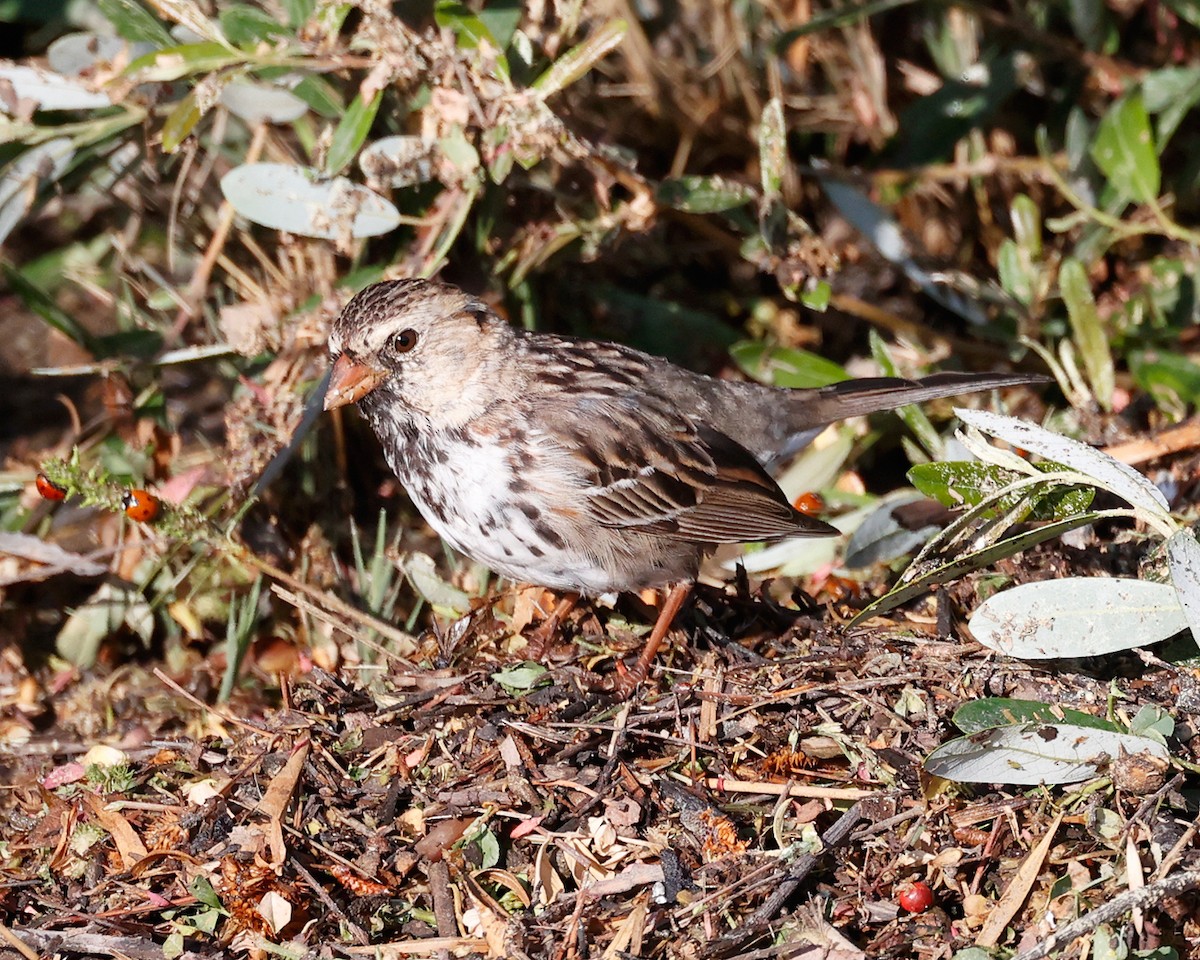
324,278,1041,690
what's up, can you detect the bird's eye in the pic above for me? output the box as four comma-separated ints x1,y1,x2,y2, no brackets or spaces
391,328,419,353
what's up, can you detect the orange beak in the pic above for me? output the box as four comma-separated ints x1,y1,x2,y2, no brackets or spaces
324,354,389,410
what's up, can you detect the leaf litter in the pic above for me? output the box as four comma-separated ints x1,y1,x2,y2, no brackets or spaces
2,1,1200,957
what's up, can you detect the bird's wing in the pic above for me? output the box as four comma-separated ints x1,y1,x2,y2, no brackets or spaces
517,336,837,543
573,407,836,543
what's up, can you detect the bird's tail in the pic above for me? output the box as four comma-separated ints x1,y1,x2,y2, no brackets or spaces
798,371,1045,424
767,371,1046,464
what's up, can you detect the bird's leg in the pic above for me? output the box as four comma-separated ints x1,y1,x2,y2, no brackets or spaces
526,593,578,659
610,581,693,696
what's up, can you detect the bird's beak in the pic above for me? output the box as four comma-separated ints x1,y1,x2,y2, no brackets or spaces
324,354,389,410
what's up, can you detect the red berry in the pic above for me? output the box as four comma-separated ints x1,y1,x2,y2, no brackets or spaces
35,474,67,501
897,880,934,913
121,489,160,522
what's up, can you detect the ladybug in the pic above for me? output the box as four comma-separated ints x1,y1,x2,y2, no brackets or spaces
792,491,825,516
896,880,934,913
121,489,160,522
35,474,67,501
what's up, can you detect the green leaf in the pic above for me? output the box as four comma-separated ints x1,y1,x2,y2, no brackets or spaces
1065,0,1111,51
476,828,501,869
800,280,831,311
435,1,510,79
1090,93,1160,203
656,176,756,214
1009,193,1041,259
189,875,225,911
325,89,382,176
127,42,246,81
492,661,549,692
533,19,626,98
1,261,99,355
870,331,941,459
1060,257,1115,411
95,0,173,47
959,408,1170,518
439,126,480,175
758,97,786,198
850,512,1105,626
909,461,1010,507
160,89,202,153
57,582,148,668
953,698,1120,734
220,3,288,46
289,74,344,117
1142,66,1200,148
1128,704,1174,741
997,239,1033,306
478,0,523,49
280,0,317,29
190,908,222,935
162,932,184,960
909,462,1094,521
436,1,495,47
1130,351,1200,416
436,0,492,47
729,340,848,389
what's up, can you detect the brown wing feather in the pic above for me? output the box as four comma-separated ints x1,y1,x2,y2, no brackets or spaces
524,336,838,543
584,419,836,543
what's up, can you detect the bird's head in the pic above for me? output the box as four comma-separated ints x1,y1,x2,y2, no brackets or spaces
324,279,506,418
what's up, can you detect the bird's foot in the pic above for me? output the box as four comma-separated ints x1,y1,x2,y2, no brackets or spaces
606,660,649,698
524,593,578,660
593,581,695,697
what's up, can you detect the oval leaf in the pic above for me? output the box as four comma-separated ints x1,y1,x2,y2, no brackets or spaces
729,340,848,389
758,97,785,198
533,19,626,98
953,697,1120,735
47,33,153,76
0,62,112,111
842,489,937,569
95,0,175,47
360,135,436,188
925,723,1168,786
161,88,202,152
220,79,308,125
400,552,471,616
325,89,382,177
656,175,756,214
220,163,400,239
1091,93,1160,203
1059,257,1114,411
1166,529,1200,650
492,662,550,693
955,408,1170,517
0,138,75,246
970,577,1187,658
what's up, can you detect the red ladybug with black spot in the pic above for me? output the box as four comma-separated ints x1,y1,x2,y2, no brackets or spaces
122,489,160,522
35,474,67,501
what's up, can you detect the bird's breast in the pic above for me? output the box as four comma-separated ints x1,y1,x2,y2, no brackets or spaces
371,413,707,595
